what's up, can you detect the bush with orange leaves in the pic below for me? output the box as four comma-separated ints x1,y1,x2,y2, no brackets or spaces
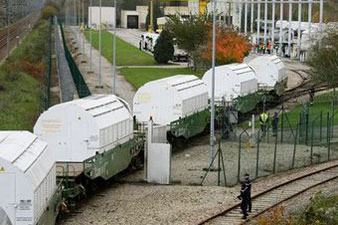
256,206,296,225
201,27,251,65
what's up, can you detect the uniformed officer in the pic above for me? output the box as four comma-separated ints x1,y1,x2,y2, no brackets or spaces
244,173,252,213
238,181,250,219
272,112,279,137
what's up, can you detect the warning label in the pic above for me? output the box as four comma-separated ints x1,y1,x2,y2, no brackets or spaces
18,200,32,211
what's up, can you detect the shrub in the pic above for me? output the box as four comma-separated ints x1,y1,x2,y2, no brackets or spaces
153,29,174,64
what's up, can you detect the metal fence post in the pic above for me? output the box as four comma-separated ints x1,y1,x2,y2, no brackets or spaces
306,112,309,145
327,112,330,160
292,123,299,169
255,131,260,178
281,110,284,143
320,111,323,143
310,119,314,164
237,135,242,183
273,129,278,174
218,141,221,186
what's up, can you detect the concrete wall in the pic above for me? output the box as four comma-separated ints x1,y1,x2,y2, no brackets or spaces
136,6,148,29
121,10,139,28
88,6,116,29
164,6,191,16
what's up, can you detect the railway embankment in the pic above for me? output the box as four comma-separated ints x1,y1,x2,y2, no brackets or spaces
0,17,58,131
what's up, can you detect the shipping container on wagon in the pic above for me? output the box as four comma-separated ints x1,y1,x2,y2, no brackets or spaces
0,131,57,225
133,75,209,126
202,63,258,103
34,95,134,164
248,55,286,93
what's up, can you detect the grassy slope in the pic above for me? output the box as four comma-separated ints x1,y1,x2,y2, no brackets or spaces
0,21,48,131
284,92,338,127
120,67,204,89
84,30,156,66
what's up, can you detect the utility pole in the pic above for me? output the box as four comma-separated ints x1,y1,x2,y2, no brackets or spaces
89,0,93,72
97,0,103,88
6,0,10,58
210,0,217,169
78,0,82,53
112,0,117,94
74,0,77,26
279,0,283,56
82,0,85,54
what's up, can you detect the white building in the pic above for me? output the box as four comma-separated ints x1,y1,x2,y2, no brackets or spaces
88,6,116,29
121,10,140,29
188,1,240,28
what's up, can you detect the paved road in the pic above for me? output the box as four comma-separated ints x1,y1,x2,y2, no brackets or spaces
109,28,144,49
68,27,135,107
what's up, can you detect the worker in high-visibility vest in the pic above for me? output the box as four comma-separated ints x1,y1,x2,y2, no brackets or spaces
260,112,269,133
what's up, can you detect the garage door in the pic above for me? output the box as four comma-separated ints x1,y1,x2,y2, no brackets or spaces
127,16,139,29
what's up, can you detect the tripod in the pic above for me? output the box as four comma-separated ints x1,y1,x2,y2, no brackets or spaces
200,140,227,186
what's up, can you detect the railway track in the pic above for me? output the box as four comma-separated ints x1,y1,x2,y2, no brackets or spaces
0,14,37,60
199,162,338,225
281,69,328,103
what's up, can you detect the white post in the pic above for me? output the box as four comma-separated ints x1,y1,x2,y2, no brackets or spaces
252,114,255,136
98,0,103,88
297,0,302,59
82,0,85,54
319,0,323,30
308,0,312,39
257,0,261,46
210,0,217,169
146,119,153,181
74,0,76,26
250,0,254,47
279,0,284,55
244,2,248,35
272,0,276,53
78,0,82,53
112,0,117,94
89,0,93,72
288,0,292,58
6,0,10,58
264,0,268,45
239,3,242,32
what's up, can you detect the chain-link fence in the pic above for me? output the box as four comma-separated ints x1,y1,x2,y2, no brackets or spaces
59,23,91,98
203,94,338,187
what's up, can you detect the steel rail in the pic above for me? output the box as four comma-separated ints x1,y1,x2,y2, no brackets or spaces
198,161,338,225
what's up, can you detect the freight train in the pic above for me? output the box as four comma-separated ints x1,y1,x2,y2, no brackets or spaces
0,55,286,225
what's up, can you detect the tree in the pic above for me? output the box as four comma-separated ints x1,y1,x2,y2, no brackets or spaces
166,14,210,69
307,28,338,87
201,27,251,65
41,2,60,20
153,29,174,64
145,1,162,31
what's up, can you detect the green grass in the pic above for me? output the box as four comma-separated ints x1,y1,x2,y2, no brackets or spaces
0,20,48,131
84,30,156,66
120,67,204,89
294,192,338,225
239,91,338,129
284,91,338,128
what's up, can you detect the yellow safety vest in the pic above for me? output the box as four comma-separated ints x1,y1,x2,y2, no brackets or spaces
260,113,269,124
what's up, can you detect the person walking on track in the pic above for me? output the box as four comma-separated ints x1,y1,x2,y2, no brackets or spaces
244,173,252,213
238,181,250,219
